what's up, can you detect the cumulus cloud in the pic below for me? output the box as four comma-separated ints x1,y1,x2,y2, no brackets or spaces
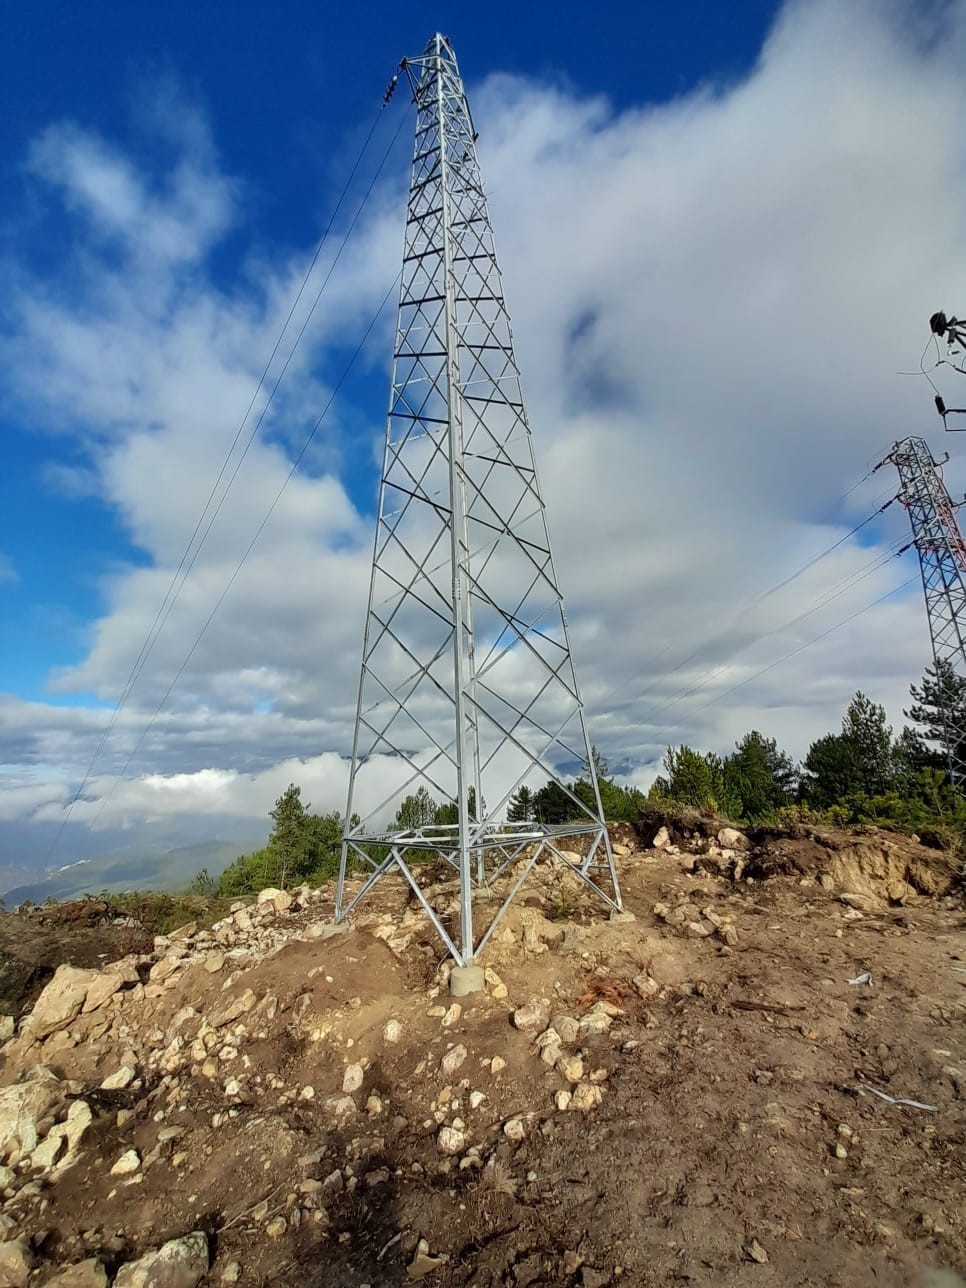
3,0,966,865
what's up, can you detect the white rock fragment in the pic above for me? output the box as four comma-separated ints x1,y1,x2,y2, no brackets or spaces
437,1125,465,1155
343,1063,364,1093
110,1149,141,1176
556,1054,584,1084
383,1019,402,1044
113,1231,209,1288
100,1065,136,1091
512,999,549,1032
440,1044,468,1077
503,1117,526,1142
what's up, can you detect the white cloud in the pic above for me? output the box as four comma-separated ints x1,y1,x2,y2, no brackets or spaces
3,0,966,864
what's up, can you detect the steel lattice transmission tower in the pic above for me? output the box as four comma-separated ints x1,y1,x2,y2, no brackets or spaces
336,33,621,970
890,435,966,785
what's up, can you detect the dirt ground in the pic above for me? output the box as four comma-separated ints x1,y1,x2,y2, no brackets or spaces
1,821,963,1287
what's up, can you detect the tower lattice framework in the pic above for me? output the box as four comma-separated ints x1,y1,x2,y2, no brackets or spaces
337,33,620,967
891,435,966,785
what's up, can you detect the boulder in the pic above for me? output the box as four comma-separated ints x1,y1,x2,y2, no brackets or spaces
257,888,293,914
113,1233,209,1288
440,1044,467,1077
717,827,748,850
44,1260,108,1288
437,1125,465,1154
0,1065,62,1155
652,826,671,850
0,1237,33,1287
100,1066,136,1091
24,966,99,1039
81,972,123,1015
511,999,549,1033
209,989,256,1029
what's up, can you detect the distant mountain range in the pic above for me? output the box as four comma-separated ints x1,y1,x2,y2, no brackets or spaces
0,837,261,905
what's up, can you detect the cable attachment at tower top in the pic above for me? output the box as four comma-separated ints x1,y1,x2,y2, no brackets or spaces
382,60,406,108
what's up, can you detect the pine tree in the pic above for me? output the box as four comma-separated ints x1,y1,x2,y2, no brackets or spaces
269,784,309,888
723,730,797,820
394,786,438,831
661,745,719,810
803,692,895,807
507,785,536,822
533,779,574,824
905,658,966,773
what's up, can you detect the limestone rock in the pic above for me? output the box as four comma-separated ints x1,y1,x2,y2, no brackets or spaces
110,1148,141,1176
81,972,124,1015
209,989,256,1028
257,888,293,914
101,1065,136,1091
511,999,549,1032
113,1232,209,1288
54,1100,93,1171
717,827,748,850
556,1054,584,1084
503,1117,526,1142
0,1065,62,1155
204,954,225,974
440,1003,461,1028
343,1063,364,1093
383,1019,402,1043
578,1009,612,1037
552,1014,580,1044
44,1260,109,1287
0,1016,14,1042
570,1082,604,1112
0,1237,33,1287
25,966,98,1039
31,1126,66,1170
652,826,671,850
440,1044,467,1077
324,1095,356,1124
437,1125,465,1154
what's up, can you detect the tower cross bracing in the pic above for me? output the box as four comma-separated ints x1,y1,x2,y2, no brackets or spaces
337,33,620,966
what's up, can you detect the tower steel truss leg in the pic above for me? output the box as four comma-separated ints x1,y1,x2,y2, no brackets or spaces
337,33,620,967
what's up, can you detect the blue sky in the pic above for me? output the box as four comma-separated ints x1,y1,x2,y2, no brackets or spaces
0,1,780,700
1,0,965,870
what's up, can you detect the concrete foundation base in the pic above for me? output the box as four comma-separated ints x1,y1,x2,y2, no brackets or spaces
449,964,485,996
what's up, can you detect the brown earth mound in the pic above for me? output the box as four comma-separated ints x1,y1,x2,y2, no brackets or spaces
0,826,962,1287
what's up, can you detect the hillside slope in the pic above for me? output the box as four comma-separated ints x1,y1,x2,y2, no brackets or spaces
2,839,257,904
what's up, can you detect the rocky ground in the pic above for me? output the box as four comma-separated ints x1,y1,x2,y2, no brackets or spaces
0,819,962,1287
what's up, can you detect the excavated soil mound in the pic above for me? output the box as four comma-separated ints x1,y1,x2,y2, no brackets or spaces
0,825,961,1287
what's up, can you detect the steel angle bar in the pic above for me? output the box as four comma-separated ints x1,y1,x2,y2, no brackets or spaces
391,850,464,963
336,849,396,921
472,846,544,956
542,837,621,908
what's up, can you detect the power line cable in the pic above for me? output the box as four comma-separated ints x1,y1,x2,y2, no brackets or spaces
50,105,405,854
696,575,918,711
639,538,908,726
635,497,898,710
86,273,401,831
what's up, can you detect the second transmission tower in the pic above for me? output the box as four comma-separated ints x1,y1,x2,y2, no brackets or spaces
890,435,966,785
